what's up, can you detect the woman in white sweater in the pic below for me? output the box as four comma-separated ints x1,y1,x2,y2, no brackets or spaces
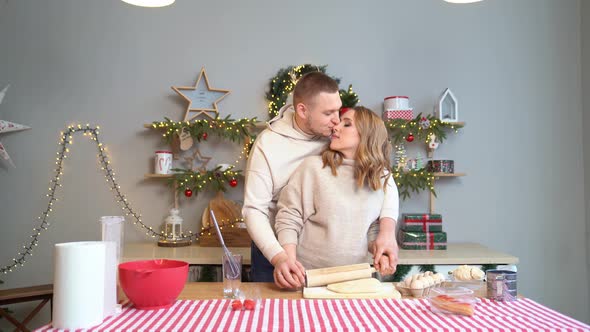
274,106,399,282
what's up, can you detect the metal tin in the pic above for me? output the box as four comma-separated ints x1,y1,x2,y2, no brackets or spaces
486,270,517,301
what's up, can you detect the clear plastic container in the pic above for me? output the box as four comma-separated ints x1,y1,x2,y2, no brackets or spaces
428,286,476,316
395,280,443,298
442,279,485,291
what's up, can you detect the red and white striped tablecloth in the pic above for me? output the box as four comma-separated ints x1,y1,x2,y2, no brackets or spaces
36,298,590,331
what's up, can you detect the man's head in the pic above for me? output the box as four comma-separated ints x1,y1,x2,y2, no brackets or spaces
292,72,341,137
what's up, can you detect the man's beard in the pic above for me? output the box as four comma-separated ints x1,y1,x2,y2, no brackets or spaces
306,117,330,137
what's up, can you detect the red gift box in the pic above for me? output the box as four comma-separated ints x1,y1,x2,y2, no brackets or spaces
383,110,414,120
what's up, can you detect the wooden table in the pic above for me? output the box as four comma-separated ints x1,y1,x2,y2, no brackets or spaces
123,242,519,265
0,284,53,332
174,282,487,300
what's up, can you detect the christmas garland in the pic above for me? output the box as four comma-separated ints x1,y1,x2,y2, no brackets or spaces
151,115,258,145
393,168,436,200
339,84,359,108
385,113,463,144
266,64,340,119
170,166,241,196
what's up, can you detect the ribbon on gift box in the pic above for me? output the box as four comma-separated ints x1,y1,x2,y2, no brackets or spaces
404,214,442,232
402,231,446,250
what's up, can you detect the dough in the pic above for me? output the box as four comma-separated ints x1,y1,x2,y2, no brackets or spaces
327,278,382,294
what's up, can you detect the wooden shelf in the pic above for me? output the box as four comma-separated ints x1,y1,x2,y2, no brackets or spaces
122,242,518,266
143,122,267,129
433,172,466,177
442,121,465,126
145,173,173,179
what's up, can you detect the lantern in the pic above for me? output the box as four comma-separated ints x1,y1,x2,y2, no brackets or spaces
157,208,191,247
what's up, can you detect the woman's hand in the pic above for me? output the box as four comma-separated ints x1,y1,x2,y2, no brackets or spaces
270,250,306,289
370,218,398,276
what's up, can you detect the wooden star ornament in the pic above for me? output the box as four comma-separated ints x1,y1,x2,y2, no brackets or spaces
0,85,31,168
184,147,211,174
172,67,230,121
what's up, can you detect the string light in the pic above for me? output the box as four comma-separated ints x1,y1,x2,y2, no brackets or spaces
1,123,229,275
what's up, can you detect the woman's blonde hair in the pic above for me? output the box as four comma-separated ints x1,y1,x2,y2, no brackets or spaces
321,106,392,191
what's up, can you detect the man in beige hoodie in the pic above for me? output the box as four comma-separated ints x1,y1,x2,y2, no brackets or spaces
243,72,398,289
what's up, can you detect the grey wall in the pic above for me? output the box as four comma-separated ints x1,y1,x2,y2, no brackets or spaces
0,0,588,326
582,0,590,322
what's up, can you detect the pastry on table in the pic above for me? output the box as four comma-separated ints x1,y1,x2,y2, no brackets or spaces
451,265,484,281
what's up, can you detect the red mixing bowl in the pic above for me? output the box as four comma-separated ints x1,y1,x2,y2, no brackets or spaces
119,259,189,310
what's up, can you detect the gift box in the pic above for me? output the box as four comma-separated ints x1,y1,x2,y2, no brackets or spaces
400,230,447,250
383,110,414,120
427,160,454,174
402,213,443,232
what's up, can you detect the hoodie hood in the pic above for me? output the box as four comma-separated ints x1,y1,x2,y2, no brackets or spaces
267,104,318,141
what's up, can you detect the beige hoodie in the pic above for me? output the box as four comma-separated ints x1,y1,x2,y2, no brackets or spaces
242,105,329,261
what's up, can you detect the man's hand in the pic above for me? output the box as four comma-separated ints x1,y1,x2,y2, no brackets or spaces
270,251,306,289
370,218,398,276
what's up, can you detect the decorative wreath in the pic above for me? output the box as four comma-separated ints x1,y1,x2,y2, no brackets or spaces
265,64,340,119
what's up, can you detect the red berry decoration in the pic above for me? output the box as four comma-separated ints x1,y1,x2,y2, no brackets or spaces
229,178,238,187
202,132,208,140
243,299,256,310
231,299,243,311
184,188,193,197
406,133,415,142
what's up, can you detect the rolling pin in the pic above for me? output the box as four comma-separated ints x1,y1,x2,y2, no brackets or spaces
305,263,376,287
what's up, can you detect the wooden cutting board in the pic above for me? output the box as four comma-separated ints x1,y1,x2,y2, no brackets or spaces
303,282,401,299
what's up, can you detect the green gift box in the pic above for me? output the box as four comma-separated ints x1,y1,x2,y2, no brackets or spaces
402,213,443,232
400,230,447,250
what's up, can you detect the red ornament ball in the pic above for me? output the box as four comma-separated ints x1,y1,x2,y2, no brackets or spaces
184,188,193,197
202,132,208,140
229,178,238,187
406,133,415,142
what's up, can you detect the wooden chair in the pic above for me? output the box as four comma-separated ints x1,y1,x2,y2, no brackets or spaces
0,284,53,332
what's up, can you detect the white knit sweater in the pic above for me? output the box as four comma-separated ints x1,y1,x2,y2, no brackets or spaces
242,105,329,262
274,156,399,269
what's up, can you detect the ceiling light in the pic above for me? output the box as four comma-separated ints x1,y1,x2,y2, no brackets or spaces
444,0,483,3
121,0,175,8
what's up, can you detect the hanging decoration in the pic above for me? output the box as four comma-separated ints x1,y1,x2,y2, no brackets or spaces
172,67,230,121
0,85,31,168
405,133,415,142
1,124,170,274
1,123,244,275
265,64,340,119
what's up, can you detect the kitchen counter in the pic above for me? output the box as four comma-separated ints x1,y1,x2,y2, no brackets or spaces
123,242,519,265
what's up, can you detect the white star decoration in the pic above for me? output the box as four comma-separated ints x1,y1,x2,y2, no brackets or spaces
0,85,31,168
172,67,230,121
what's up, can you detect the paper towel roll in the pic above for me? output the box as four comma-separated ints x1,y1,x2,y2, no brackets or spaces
53,241,106,329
